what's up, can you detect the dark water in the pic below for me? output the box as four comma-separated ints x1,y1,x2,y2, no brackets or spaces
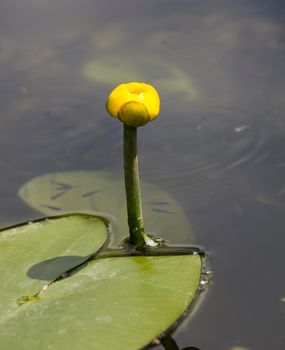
1,0,285,349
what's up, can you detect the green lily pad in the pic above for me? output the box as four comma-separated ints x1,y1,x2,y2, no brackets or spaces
18,171,194,245
0,214,108,307
0,214,203,350
1,253,202,350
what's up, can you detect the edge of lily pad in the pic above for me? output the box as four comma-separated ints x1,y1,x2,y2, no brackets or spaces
0,211,112,275
0,211,112,236
142,251,208,349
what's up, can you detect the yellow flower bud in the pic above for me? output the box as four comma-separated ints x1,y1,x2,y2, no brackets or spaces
106,82,160,127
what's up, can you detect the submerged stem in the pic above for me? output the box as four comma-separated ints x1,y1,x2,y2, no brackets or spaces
123,124,146,249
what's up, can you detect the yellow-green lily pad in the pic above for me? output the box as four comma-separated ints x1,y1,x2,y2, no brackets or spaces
0,214,203,350
1,254,202,350
0,214,108,310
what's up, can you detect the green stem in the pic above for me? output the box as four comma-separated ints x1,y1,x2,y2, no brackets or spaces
123,124,146,249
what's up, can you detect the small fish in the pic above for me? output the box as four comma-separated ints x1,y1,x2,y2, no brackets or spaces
144,201,169,205
40,204,62,211
81,189,105,198
151,208,175,215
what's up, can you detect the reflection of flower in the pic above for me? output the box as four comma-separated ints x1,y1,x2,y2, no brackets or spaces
106,82,160,127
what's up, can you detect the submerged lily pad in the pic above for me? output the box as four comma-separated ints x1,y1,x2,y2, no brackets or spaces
0,214,203,350
82,54,199,102
18,171,194,245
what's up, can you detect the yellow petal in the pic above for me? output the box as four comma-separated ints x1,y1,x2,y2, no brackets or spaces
106,82,160,127
139,89,160,120
106,83,131,118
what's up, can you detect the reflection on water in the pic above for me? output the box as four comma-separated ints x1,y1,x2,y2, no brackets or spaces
0,0,285,349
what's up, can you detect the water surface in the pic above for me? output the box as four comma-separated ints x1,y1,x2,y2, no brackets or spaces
0,0,285,349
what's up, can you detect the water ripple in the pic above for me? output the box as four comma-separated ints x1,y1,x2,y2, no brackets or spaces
143,107,269,191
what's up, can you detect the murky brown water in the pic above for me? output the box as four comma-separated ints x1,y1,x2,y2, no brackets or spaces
1,0,285,349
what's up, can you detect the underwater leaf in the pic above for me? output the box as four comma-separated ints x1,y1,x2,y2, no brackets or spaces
0,214,108,321
82,55,199,101
18,171,194,245
1,253,202,350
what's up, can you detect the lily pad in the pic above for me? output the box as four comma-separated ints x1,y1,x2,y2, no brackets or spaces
0,214,203,350
0,214,108,310
82,54,199,102
1,253,202,350
18,171,194,245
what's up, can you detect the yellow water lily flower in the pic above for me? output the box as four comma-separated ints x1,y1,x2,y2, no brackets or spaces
106,82,160,127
